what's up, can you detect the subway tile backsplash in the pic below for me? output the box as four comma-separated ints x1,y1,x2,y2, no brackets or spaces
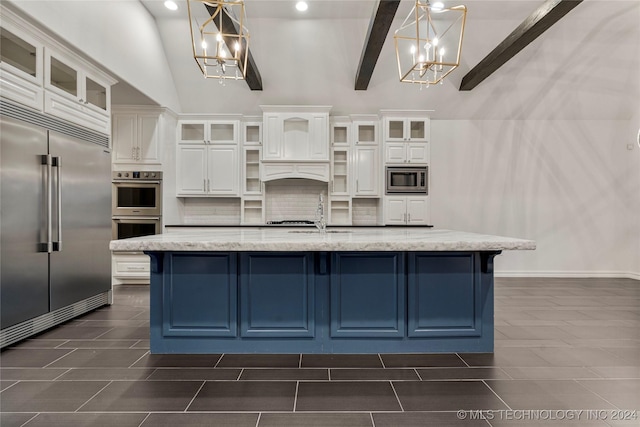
352,198,379,225
266,179,328,222
183,198,241,224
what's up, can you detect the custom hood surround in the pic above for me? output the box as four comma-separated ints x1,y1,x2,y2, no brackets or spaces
260,105,331,182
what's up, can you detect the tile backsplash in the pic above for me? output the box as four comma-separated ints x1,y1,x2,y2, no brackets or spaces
352,198,379,225
182,198,241,224
265,179,327,222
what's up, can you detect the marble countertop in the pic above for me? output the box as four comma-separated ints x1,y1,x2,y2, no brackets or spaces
109,227,536,252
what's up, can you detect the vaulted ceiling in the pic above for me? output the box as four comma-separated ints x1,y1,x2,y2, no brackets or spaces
132,0,638,120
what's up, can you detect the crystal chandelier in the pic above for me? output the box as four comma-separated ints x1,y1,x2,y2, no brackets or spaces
394,1,467,87
187,0,250,81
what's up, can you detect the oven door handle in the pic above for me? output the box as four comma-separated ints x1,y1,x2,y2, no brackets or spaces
112,217,161,221
112,180,162,185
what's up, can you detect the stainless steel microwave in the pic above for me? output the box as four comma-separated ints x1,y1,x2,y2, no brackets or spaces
386,166,428,194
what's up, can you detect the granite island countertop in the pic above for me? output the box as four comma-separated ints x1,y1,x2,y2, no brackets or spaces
109,227,536,252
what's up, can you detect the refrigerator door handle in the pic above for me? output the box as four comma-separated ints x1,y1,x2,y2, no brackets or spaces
53,156,62,251
43,154,53,253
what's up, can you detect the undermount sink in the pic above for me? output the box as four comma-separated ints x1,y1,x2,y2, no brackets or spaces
288,230,352,234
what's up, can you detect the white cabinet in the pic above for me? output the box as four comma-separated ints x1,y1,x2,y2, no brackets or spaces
329,197,352,225
176,144,239,196
178,120,240,144
111,253,150,285
384,196,430,225
385,142,429,164
44,48,112,134
331,147,349,196
242,196,264,225
331,121,350,146
243,147,262,194
384,117,429,142
353,146,379,197
262,107,331,161
352,120,378,145
112,109,161,164
244,121,262,145
0,24,44,111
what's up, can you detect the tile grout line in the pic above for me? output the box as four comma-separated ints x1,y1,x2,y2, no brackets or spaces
136,412,152,427
378,354,386,368
54,340,71,349
19,413,40,427
129,350,150,368
298,353,302,369
74,380,113,412
143,368,157,380
254,412,262,427
571,378,623,410
237,368,244,381
42,348,77,368
481,380,512,411
369,412,376,427
413,368,423,381
293,381,300,412
51,368,73,381
129,339,142,349
213,354,224,368
455,353,471,368
388,381,404,412
184,380,207,412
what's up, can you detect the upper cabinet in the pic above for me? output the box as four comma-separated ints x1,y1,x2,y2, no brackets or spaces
0,24,44,110
178,119,240,145
352,119,378,146
0,6,116,134
44,49,113,134
112,107,162,165
243,121,262,146
384,117,429,142
261,106,331,161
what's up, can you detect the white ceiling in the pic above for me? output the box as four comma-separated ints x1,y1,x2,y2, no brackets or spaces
127,0,639,119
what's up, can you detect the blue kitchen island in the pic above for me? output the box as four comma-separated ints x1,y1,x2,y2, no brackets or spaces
110,228,535,354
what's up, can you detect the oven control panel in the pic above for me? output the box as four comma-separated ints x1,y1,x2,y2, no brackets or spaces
113,171,162,180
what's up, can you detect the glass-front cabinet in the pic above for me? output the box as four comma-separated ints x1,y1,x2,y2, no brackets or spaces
43,48,112,134
0,24,44,110
384,117,429,142
178,120,239,145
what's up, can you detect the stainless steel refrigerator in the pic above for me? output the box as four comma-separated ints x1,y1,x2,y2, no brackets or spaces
1,103,111,344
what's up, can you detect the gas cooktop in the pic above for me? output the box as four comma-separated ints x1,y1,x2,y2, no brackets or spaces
266,220,315,225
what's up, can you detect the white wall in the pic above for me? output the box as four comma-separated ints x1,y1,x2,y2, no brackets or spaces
9,0,181,112
431,119,639,278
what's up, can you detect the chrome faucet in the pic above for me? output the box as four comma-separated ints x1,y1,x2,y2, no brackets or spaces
315,193,326,233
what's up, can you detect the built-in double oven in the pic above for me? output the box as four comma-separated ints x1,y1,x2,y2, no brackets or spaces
111,171,162,240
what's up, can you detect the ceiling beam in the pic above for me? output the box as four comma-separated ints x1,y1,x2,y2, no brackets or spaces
354,0,401,90
204,4,263,91
459,0,583,91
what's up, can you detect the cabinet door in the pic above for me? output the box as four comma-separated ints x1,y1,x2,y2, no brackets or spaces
385,197,407,225
353,146,378,196
244,122,262,145
177,145,207,195
407,197,429,224
0,26,44,110
331,123,350,146
385,143,406,163
385,118,406,141
354,122,377,145
179,121,207,144
406,143,428,164
209,121,238,144
262,113,282,159
309,113,329,160
138,114,160,163
207,145,239,195
407,119,428,142
112,114,136,163
45,51,80,100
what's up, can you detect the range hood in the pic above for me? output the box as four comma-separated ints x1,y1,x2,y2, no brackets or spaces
261,159,330,182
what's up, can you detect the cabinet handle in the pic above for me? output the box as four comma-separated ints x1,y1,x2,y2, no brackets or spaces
136,147,140,160
207,179,210,192
203,179,206,192
126,266,146,271
356,179,359,192
408,213,411,222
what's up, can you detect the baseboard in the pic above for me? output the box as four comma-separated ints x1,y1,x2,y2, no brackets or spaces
495,271,640,281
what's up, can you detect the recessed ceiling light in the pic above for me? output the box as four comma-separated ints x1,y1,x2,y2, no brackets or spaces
295,1,308,12
164,0,178,11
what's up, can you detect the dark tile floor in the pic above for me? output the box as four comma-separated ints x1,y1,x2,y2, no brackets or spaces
1,278,639,426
